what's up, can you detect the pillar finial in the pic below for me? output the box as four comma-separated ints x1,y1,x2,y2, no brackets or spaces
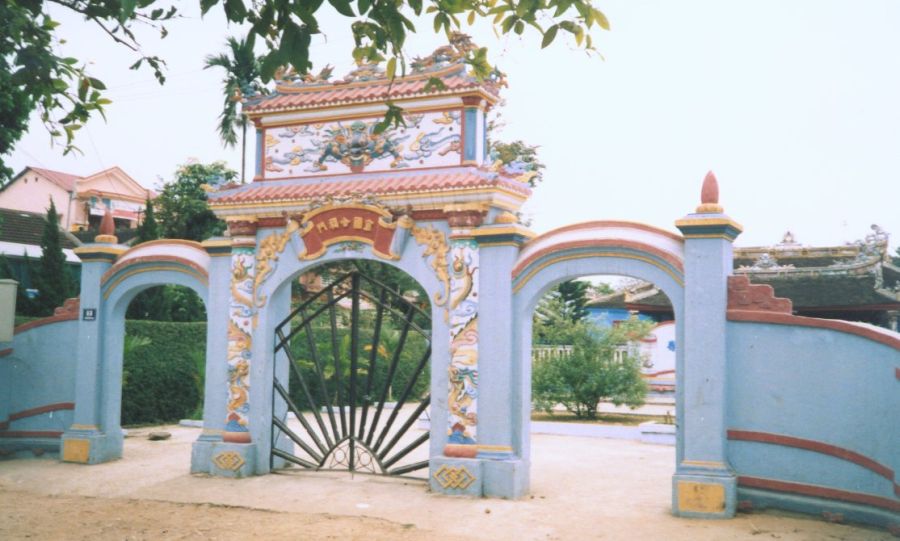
696,170,724,214
94,209,119,244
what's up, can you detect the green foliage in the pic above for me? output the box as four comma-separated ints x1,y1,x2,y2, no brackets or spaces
533,280,592,344
122,320,206,425
893,247,900,267
286,306,431,412
286,261,431,412
0,1,172,181
126,284,206,321
155,161,233,241
33,199,74,316
532,317,652,420
134,197,160,244
204,35,265,183
2,1,608,178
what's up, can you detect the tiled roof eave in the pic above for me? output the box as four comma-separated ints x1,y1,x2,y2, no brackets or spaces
245,85,499,116
209,181,529,207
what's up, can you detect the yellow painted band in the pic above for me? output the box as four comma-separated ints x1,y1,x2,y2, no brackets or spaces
674,216,744,231
513,251,684,294
74,246,127,257
463,226,535,239
201,239,233,248
681,234,738,240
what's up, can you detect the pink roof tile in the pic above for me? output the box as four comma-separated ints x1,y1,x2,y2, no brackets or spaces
208,168,530,206
26,167,82,192
244,64,500,114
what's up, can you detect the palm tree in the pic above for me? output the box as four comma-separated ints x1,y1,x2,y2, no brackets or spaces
204,35,263,183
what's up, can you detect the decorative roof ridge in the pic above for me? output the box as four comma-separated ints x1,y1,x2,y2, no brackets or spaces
734,256,883,276
273,61,469,95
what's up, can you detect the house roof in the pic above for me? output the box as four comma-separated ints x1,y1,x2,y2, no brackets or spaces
17,167,81,192
207,166,531,206
588,227,900,314
7,166,154,199
0,207,80,250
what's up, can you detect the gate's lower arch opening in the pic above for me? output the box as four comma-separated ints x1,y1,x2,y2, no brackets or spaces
526,273,680,500
270,260,433,479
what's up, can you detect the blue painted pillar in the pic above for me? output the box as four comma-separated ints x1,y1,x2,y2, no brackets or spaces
62,239,126,464
191,238,231,472
672,172,743,518
461,97,487,166
200,219,260,478
430,211,533,498
472,221,533,498
254,124,264,180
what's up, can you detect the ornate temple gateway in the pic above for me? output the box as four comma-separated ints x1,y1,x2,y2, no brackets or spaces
2,38,897,533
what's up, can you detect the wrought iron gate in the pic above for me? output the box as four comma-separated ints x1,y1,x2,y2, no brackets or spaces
271,270,432,476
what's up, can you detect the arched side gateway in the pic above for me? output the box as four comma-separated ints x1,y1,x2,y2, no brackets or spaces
510,220,687,493
62,237,213,464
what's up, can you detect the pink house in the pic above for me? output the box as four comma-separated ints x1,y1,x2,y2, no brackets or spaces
0,166,154,231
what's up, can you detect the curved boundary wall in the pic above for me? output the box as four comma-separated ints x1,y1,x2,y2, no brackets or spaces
0,299,80,454
725,277,900,531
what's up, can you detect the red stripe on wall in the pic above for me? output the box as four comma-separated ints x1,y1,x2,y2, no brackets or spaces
737,476,900,512
0,431,63,439
0,348,12,358
727,310,900,350
7,402,75,423
728,430,894,482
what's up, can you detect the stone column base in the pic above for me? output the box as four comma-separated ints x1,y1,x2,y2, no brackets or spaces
203,442,257,478
672,465,737,519
430,457,483,496
190,430,223,473
430,456,529,499
483,458,529,499
61,426,122,464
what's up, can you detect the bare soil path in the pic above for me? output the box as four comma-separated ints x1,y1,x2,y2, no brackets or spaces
0,425,892,540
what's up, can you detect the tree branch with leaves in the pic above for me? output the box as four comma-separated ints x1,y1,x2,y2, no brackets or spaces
1,0,609,183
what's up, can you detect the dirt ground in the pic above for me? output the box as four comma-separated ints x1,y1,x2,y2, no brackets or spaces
0,425,892,540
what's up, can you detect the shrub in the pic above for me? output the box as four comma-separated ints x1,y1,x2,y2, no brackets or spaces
122,320,205,425
533,317,652,420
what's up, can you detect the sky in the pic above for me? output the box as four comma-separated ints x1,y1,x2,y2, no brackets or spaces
8,1,900,250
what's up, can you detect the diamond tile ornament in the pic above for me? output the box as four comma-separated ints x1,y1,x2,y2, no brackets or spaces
213,451,246,471
433,465,476,490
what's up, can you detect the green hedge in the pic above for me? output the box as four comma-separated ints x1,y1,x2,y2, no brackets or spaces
122,320,206,425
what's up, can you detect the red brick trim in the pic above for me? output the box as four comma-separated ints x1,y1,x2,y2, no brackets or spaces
257,216,288,228
728,430,894,482
523,220,684,247
14,298,80,334
645,369,675,377
727,276,792,313
444,444,478,458
0,430,63,439
0,348,12,358
737,476,900,512
512,239,685,279
727,310,900,350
